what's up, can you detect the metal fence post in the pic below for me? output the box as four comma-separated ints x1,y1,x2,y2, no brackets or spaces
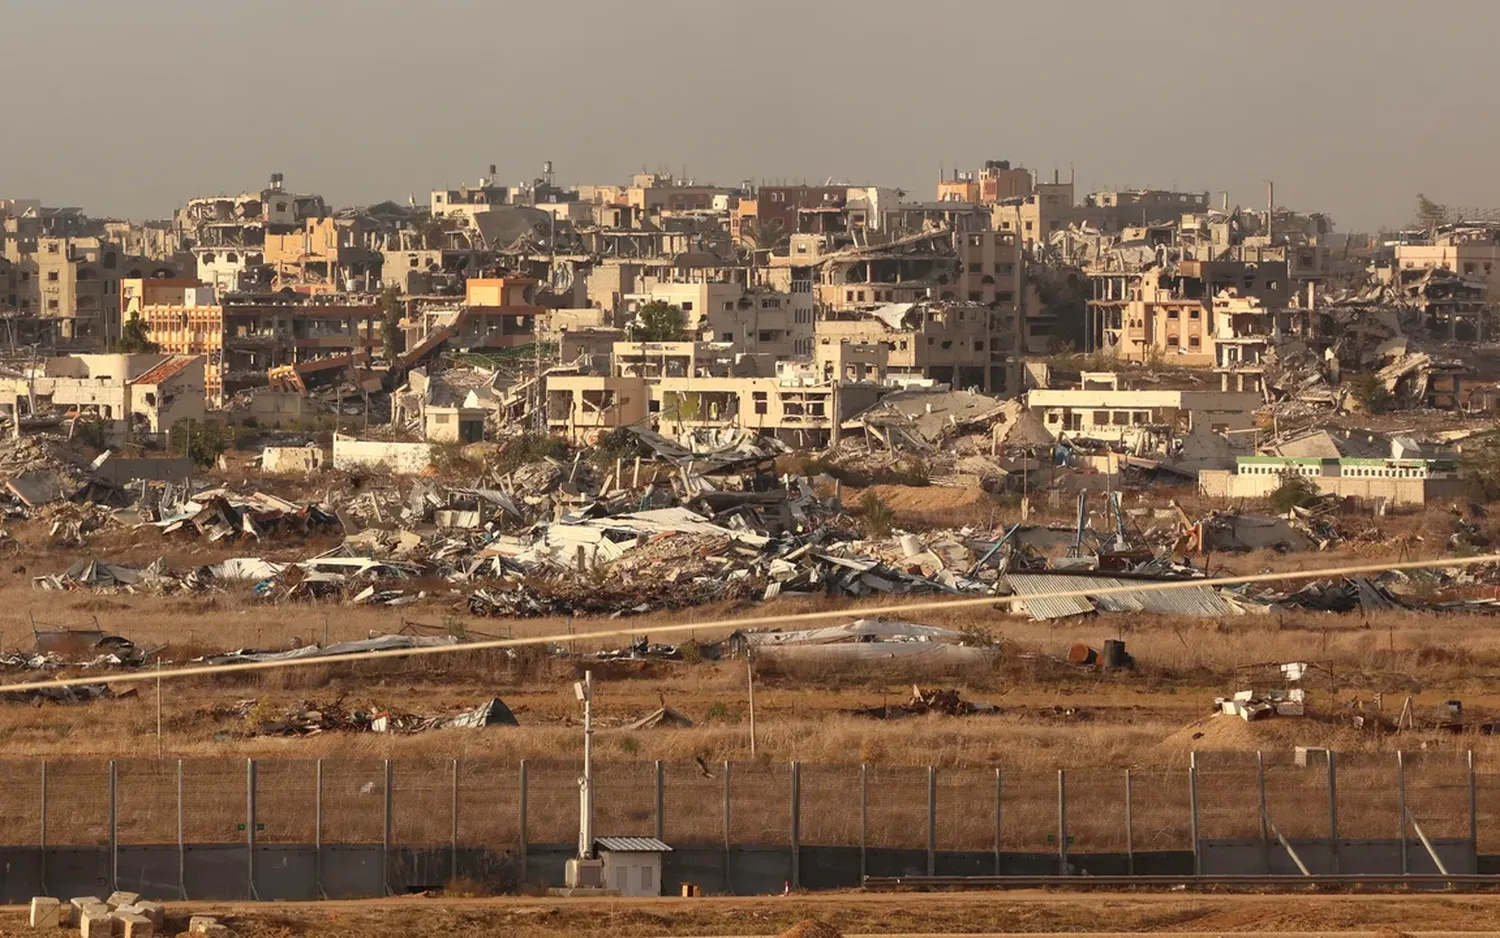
39,762,47,897
1469,750,1479,857
722,761,732,894
315,759,325,899
1056,769,1068,875
1327,750,1340,874
926,766,937,877
451,757,460,886
1397,750,1408,875
109,760,119,893
790,761,801,890
382,759,393,896
993,768,1002,876
1257,751,1270,874
858,764,868,883
1188,752,1201,876
654,760,665,843
245,758,257,900
1124,769,1134,876
177,759,186,899
518,760,529,886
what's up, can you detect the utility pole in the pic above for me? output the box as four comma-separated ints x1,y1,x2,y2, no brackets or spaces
746,649,757,758
564,670,604,889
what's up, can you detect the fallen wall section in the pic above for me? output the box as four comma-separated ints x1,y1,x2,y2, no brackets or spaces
332,436,433,474
263,447,327,474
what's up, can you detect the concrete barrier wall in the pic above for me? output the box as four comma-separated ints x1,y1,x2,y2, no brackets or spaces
331,438,433,474
93,457,196,484
1198,472,1459,507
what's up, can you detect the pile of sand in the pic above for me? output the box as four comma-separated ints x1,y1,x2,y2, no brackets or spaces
855,484,991,519
1155,713,1343,755
777,920,843,938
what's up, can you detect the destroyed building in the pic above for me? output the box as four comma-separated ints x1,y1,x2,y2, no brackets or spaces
175,174,330,293
1083,258,1294,365
1026,371,1261,470
0,353,206,440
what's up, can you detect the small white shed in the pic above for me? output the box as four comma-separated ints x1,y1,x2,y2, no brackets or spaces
595,837,672,897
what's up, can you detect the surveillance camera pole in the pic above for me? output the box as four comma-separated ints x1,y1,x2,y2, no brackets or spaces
577,670,594,860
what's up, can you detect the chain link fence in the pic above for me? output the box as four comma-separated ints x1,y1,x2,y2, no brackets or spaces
0,753,1490,864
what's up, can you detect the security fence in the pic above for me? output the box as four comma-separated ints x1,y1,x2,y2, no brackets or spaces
0,750,1492,899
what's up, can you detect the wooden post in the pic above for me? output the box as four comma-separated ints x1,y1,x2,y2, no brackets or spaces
655,760,665,843
451,758,460,886
1327,750,1340,874
39,762,47,896
519,760,529,886
1397,750,1408,875
926,766,937,877
994,768,1002,876
1057,769,1068,875
1188,752,1201,876
1257,751,1270,874
245,759,256,899
859,764,868,883
790,761,801,890
1124,769,1134,876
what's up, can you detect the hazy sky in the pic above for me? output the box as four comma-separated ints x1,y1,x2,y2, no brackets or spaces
6,0,1497,232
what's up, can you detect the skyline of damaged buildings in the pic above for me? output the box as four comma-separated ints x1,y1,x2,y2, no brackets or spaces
2,158,1497,498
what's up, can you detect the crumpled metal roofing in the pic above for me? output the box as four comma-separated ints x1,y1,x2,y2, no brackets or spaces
1001,573,1237,620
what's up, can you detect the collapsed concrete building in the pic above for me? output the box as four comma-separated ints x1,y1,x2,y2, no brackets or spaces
0,353,206,440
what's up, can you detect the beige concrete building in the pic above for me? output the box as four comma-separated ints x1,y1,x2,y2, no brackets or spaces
1025,373,1261,442
1085,259,1291,365
815,300,1019,393
937,160,1032,204
624,278,807,358
1394,231,1500,296
0,353,205,439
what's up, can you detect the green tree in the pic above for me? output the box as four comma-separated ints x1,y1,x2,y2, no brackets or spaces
740,218,789,288
116,313,160,353
1347,372,1391,414
1415,193,1449,232
1463,436,1500,502
1268,472,1321,513
380,288,403,362
628,300,686,342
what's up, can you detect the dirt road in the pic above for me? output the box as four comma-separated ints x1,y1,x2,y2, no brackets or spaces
11,891,1496,937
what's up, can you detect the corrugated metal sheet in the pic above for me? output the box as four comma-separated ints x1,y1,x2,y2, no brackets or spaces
1001,573,1235,621
596,837,672,853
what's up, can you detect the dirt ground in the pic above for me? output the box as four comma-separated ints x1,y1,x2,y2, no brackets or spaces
5,892,1498,937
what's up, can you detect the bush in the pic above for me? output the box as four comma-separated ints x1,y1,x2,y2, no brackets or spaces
182,421,233,468
857,489,895,537
1268,472,1321,513
1347,373,1391,414
1463,437,1500,502
490,433,570,476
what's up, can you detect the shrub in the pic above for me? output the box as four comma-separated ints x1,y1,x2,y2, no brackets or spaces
1268,472,1320,513
858,489,895,537
1347,373,1391,414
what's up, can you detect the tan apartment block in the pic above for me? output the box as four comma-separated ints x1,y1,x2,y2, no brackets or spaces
655,375,884,447
815,301,1018,393
1026,373,1261,442
546,375,652,441
138,304,226,401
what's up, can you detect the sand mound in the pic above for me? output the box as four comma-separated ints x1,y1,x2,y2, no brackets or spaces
778,920,843,938
857,484,991,518
1156,713,1344,755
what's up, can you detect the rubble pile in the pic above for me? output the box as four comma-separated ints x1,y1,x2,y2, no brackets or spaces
212,693,518,737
